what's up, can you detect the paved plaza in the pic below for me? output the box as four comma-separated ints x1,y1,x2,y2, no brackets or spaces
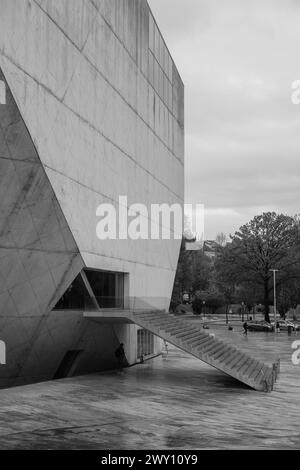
0,328,299,450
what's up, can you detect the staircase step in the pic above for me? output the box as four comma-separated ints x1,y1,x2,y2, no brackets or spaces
214,346,237,363
232,355,253,375
165,327,195,337
215,346,236,364
202,340,225,357
176,327,201,337
221,348,240,366
188,335,212,348
164,325,190,334
151,320,185,330
248,361,264,381
196,338,218,354
149,319,177,328
136,312,164,319
242,359,261,381
183,332,207,344
206,343,228,360
227,352,247,370
236,356,254,376
177,331,202,342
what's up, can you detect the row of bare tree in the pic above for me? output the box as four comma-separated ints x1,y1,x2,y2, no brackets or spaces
171,212,300,322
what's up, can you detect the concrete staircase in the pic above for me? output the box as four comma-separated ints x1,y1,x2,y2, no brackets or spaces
131,311,280,392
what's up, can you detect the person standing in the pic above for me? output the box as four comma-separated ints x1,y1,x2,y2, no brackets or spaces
115,343,126,369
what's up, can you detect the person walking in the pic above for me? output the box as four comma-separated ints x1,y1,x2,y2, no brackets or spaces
243,321,248,336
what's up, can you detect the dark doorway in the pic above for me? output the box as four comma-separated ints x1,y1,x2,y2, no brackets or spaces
53,350,83,379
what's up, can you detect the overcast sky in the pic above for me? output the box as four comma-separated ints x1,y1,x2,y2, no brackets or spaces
149,0,300,239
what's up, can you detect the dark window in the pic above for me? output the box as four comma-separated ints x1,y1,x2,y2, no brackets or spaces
53,270,124,310
85,270,124,309
53,273,87,310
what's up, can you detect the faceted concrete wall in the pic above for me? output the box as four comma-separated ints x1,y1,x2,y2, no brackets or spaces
0,0,184,386
0,0,184,305
0,47,130,388
0,67,87,387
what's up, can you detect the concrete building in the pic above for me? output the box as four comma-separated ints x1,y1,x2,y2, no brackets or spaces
0,0,184,387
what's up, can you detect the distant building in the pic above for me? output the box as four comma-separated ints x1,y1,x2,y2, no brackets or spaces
185,239,204,251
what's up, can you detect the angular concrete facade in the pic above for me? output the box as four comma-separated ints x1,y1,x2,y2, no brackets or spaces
0,0,184,387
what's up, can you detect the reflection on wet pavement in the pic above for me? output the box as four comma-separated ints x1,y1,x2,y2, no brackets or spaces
0,327,298,449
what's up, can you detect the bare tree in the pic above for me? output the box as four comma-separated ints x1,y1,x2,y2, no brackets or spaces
215,212,300,323
215,232,227,247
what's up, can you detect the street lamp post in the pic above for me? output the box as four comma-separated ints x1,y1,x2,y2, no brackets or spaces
269,269,279,332
241,301,245,322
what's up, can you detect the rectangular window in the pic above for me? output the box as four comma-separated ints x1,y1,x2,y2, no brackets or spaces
85,269,124,309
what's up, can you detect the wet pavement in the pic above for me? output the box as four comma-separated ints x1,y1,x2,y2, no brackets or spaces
0,326,299,449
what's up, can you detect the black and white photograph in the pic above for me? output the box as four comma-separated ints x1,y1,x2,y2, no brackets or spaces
0,0,299,455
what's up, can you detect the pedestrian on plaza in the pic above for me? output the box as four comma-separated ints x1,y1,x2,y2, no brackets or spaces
243,321,248,335
115,343,126,369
